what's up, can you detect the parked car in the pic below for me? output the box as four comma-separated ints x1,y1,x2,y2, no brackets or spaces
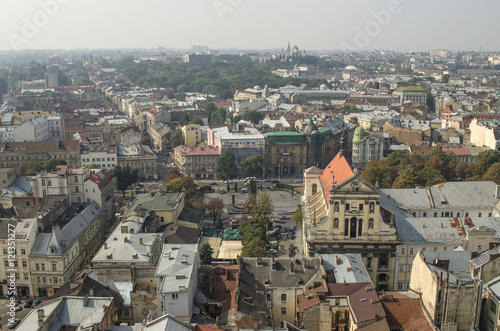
271,230,280,237
272,224,282,230
24,300,33,308
294,179,303,183
275,219,285,224
290,234,296,240
280,215,290,220
271,180,279,183
269,249,278,254
13,305,22,312
8,319,20,329
280,227,288,233
290,225,296,231
224,180,232,184
209,182,217,186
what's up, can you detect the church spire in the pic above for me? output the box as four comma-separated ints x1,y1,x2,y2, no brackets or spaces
340,123,346,157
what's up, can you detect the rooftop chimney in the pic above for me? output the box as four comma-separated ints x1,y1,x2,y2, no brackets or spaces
139,237,143,245
104,243,108,249
37,309,45,320
89,288,94,297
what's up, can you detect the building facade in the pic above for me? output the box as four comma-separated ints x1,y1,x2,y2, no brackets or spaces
182,123,201,148
173,145,220,179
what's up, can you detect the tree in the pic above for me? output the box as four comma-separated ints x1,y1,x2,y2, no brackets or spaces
234,182,238,192
88,163,100,169
111,165,139,196
205,102,216,112
482,163,500,184
140,136,154,148
361,160,393,188
193,197,206,211
293,206,303,228
170,129,184,148
241,155,264,177
207,197,224,218
200,243,214,264
216,151,238,180
164,177,183,192
387,152,405,167
242,110,264,124
163,175,200,206
215,214,223,229
23,161,44,175
43,158,67,172
426,92,435,112
441,74,450,84
257,192,274,218
392,165,418,189
417,168,445,186
241,238,270,257
164,167,183,182
191,116,203,125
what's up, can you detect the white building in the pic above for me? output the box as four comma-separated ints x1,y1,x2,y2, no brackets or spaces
13,116,49,142
81,143,118,170
351,126,384,170
156,244,199,324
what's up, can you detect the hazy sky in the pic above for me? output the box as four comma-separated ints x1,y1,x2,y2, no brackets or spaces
0,0,498,52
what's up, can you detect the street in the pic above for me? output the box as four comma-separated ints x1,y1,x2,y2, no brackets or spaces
0,299,32,329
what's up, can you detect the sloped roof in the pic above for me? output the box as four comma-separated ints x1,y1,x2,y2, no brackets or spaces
380,292,434,331
320,153,353,204
304,166,323,175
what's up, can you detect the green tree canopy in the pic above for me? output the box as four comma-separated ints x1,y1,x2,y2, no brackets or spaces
111,165,139,196
191,116,203,125
200,243,214,264
241,155,264,177
170,129,184,148
43,158,67,172
216,151,238,180
242,110,264,124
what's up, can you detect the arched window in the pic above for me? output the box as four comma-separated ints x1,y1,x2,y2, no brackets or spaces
369,218,374,229
312,183,318,195
334,201,340,212
369,202,375,213
334,218,339,229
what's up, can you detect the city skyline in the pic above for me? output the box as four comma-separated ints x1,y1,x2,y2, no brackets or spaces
0,0,499,52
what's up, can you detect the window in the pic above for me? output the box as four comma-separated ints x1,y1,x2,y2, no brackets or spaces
457,212,460,217
434,212,438,217
47,180,52,186
312,183,318,195
35,263,40,271
444,247,448,251
399,265,405,272
409,248,414,254
359,204,363,211
408,265,412,272
41,263,45,271
41,179,46,186
24,274,29,281
22,261,27,268
3,249,6,255
478,245,483,252
53,277,58,284
75,186,79,193
21,249,25,255
465,212,469,217
172,293,178,300
488,213,492,217
74,176,78,183
42,277,46,284
52,264,57,271
4,261,8,267
345,203,350,211
37,277,40,284
398,282,404,290
433,247,438,251
479,213,482,217
401,247,406,255
281,307,286,315
281,294,286,302
423,212,427,217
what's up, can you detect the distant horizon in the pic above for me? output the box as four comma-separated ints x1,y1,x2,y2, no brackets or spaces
1,0,499,52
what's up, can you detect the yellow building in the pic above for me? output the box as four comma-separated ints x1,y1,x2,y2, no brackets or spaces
124,192,187,227
29,202,103,297
302,153,399,291
182,123,201,148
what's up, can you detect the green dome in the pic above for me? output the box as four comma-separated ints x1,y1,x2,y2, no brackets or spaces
353,126,366,144
304,119,319,136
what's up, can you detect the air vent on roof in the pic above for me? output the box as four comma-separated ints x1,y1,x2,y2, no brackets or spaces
181,259,188,264
360,298,368,302
176,274,186,279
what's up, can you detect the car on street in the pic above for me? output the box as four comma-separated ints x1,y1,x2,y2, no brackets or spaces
271,180,279,183
280,227,288,233
24,300,33,308
269,249,277,254
290,234,296,240
290,225,296,231
274,219,285,224
272,225,282,230
280,215,290,220
8,319,20,329
294,179,303,183
13,305,22,312
271,230,281,237
224,180,232,184
209,182,217,186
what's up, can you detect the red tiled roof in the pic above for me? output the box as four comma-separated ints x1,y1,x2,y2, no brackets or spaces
328,282,386,325
88,170,113,190
195,326,224,331
357,319,390,331
408,145,433,156
198,265,239,313
320,153,353,204
380,292,434,331
442,147,470,156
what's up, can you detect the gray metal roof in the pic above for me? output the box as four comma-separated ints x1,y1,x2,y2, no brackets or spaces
421,250,472,284
470,245,500,269
30,201,102,257
156,244,198,294
382,181,499,210
322,254,372,284
18,296,113,330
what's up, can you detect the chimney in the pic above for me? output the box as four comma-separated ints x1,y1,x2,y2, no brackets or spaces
89,288,94,297
257,258,263,266
104,242,108,249
124,237,128,243
139,237,143,245
335,256,340,265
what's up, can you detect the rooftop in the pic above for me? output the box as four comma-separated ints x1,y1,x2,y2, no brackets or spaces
174,145,220,156
156,244,198,293
126,192,184,215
